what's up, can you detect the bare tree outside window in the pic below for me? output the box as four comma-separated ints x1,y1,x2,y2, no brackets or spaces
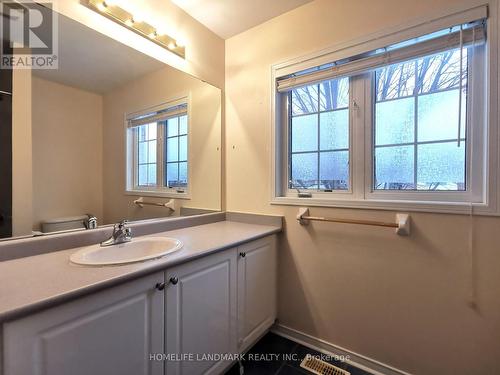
289,77,349,191
374,48,468,191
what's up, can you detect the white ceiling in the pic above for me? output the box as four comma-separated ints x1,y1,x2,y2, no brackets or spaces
172,0,313,39
34,13,166,94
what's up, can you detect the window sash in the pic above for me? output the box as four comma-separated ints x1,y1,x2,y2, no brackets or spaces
371,50,468,192
164,115,188,190
287,80,352,192
285,76,361,197
365,42,485,203
133,122,163,189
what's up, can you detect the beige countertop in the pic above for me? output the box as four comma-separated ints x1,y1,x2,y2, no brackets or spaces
0,220,281,322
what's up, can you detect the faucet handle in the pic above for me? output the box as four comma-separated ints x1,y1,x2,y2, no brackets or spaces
84,214,98,230
112,220,128,233
117,220,128,229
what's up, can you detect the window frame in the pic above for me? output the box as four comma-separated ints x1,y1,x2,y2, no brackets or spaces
132,121,163,190
270,3,499,215
125,96,192,199
164,115,189,190
364,45,485,203
285,77,354,196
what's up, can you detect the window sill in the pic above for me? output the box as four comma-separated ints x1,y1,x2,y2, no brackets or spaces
125,189,191,200
271,196,496,216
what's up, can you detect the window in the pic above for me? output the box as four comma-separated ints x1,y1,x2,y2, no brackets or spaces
136,123,158,187
373,49,467,191
290,77,350,191
273,10,493,213
165,115,188,188
126,100,189,197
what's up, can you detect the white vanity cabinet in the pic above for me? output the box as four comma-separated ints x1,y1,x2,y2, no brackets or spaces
237,236,277,352
2,272,165,375
164,248,238,375
1,235,277,375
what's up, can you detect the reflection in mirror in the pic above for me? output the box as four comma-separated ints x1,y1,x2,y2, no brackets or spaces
2,10,221,240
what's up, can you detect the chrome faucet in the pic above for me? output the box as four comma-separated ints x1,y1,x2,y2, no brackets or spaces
100,220,132,247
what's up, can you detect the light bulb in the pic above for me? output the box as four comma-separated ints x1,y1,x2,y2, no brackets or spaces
175,38,185,47
149,32,157,39
132,13,144,23
96,1,107,11
167,42,176,50
125,19,134,27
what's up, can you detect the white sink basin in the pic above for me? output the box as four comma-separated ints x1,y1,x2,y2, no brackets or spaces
70,237,183,266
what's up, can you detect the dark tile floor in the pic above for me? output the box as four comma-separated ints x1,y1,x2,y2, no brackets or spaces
225,332,372,375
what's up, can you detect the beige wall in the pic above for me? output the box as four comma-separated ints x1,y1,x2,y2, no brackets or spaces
31,77,103,230
11,68,32,237
50,0,225,88
225,0,500,374
102,67,221,224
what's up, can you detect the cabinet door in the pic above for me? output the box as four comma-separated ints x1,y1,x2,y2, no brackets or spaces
3,272,164,375
237,235,277,351
165,249,237,375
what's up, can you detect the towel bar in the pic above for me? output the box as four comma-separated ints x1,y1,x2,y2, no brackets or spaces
297,208,410,236
133,197,175,211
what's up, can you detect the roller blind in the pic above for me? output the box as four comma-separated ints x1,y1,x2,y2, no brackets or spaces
277,20,486,93
127,104,187,128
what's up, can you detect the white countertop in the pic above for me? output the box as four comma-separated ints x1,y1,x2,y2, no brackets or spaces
0,220,281,322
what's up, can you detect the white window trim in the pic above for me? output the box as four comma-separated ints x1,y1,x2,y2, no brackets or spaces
124,94,192,199
270,1,500,215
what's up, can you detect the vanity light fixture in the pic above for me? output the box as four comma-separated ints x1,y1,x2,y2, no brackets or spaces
82,0,185,58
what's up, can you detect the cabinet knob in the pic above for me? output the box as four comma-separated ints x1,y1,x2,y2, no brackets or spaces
169,277,179,285
155,282,165,291
239,252,246,258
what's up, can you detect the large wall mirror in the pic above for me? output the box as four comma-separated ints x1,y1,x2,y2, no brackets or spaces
0,7,222,240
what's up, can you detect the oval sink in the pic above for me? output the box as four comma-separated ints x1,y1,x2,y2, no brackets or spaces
70,237,183,266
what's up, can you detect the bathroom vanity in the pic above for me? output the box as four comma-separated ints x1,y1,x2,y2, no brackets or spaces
0,216,280,375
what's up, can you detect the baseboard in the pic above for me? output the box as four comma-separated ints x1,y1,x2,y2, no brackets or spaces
271,324,412,375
